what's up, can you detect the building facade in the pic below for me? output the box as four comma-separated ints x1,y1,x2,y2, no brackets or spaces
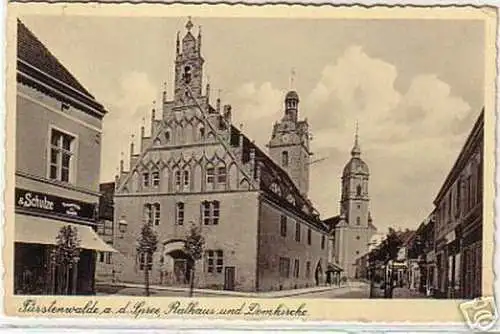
14,20,114,295
111,19,330,292
324,131,377,278
433,109,483,299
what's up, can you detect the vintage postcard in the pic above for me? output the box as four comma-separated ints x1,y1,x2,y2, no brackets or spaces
3,3,497,326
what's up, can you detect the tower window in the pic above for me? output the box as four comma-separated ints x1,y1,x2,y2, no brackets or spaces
356,236,360,240
282,151,289,167
183,66,192,84
356,217,361,225
356,185,362,196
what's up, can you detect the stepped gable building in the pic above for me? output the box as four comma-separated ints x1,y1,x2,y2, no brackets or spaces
112,18,330,292
15,20,114,295
323,127,377,278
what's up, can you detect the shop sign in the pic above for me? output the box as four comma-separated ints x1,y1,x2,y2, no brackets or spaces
15,188,97,221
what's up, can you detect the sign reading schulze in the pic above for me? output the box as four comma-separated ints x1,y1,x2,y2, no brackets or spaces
15,188,97,222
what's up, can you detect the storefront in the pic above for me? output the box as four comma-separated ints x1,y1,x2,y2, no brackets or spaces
14,188,117,295
461,204,482,299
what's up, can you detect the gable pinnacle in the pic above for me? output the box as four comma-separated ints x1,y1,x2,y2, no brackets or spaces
186,17,194,32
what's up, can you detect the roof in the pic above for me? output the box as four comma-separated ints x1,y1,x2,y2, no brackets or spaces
17,19,106,118
230,125,325,231
343,156,369,177
323,215,341,231
433,108,484,205
285,90,299,101
398,230,416,247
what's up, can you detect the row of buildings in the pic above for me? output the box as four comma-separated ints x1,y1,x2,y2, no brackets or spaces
354,109,484,300
14,18,379,294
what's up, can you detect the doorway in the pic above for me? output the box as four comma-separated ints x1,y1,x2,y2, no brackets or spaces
224,266,235,291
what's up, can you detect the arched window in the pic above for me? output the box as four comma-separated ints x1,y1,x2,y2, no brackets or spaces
282,151,289,167
356,184,362,196
174,169,182,191
183,66,192,84
198,125,205,141
183,169,190,191
165,131,171,143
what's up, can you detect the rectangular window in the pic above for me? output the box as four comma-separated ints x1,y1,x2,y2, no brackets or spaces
97,223,104,235
447,192,452,221
176,202,184,225
279,257,290,278
49,129,74,183
206,250,223,273
99,252,105,263
295,222,301,242
153,203,160,226
456,180,461,218
183,170,190,189
217,167,227,185
321,235,326,250
202,200,220,225
139,252,153,271
467,175,473,210
106,253,112,265
104,220,113,236
294,259,300,278
280,215,287,237
175,171,181,188
143,173,150,187
307,228,312,245
152,171,160,187
206,168,215,185
306,261,311,278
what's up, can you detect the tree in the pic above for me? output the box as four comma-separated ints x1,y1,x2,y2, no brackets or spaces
136,219,159,297
52,225,81,295
183,224,205,297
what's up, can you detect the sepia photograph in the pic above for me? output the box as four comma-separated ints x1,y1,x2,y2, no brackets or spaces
7,5,495,322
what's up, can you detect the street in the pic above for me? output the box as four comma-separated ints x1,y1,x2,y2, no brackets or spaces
96,283,370,299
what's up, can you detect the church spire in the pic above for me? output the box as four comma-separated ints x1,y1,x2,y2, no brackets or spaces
351,121,361,157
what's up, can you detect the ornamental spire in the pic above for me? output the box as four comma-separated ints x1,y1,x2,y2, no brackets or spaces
351,121,361,157
186,17,194,32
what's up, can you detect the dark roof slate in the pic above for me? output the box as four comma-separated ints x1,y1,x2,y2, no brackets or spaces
17,19,106,117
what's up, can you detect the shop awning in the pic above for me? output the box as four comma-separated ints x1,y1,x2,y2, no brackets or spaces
15,214,118,253
327,263,344,272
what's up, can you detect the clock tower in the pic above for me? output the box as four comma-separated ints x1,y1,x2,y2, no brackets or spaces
267,90,312,196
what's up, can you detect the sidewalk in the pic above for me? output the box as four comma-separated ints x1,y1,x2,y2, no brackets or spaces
97,281,366,298
392,287,427,299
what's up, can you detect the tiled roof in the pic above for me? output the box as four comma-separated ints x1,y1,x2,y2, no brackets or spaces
323,215,341,231
17,19,106,117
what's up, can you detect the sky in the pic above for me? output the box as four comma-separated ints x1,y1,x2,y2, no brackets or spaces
19,15,485,233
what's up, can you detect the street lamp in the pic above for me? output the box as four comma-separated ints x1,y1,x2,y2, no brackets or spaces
367,241,378,299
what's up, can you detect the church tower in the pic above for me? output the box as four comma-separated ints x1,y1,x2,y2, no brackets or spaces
340,124,370,227
334,125,377,278
267,90,312,196
173,17,204,104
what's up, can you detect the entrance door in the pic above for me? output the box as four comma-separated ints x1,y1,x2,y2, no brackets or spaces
224,266,235,291
173,259,187,284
